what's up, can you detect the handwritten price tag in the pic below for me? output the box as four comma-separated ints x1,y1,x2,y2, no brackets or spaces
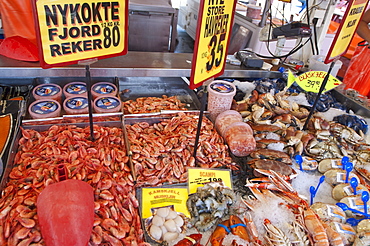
287,70,342,93
187,168,232,194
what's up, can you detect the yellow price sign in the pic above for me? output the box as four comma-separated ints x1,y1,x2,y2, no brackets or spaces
189,0,237,89
325,0,368,62
188,168,232,194
141,188,189,219
287,70,342,93
33,0,128,68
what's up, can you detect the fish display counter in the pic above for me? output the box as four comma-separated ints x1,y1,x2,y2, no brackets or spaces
0,53,370,245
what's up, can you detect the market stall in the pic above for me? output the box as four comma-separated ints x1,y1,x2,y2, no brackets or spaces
0,50,369,245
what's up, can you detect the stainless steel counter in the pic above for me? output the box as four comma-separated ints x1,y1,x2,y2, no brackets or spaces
0,52,281,79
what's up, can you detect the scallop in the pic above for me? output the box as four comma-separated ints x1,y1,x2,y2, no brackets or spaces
164,219,177,232
166,210,178,220
160,225,168,235
149,225,162,241
174,215,184,227
163,232,179,242
156,207,171,218
152,215,165,227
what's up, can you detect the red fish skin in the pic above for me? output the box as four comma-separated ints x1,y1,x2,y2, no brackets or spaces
37,179,95,246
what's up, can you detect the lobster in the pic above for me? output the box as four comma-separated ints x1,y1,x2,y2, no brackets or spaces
174,234,203,246
210,215,250,246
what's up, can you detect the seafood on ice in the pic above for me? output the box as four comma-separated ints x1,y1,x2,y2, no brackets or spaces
186,183,236,232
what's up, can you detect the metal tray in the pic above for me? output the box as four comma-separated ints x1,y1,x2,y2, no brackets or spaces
0,120,123,191
119,77,201,111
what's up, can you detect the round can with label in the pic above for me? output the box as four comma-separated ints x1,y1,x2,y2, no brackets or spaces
29,99,61,119
33,83,63,103
93,96,121,113
207,80,236,121
63,82,87,98
91,82,117,99
63,96,89,115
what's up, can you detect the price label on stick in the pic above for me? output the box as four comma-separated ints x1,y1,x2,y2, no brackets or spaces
287,70,342,93
189,0,237,89
33,0,128,68
188,168,232,194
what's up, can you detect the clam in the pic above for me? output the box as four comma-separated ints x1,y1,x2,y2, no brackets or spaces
332,183,369,201
310,202,346,223
328,222,356,245
324,169,360,186
318,158,342,173
357,219,370,233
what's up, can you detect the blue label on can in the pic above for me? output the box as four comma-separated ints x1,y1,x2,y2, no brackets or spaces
210,82,235,93
65,83,87,95
92,83,116,95
95,97,120,110
65,97,88,110
31,101,59,114
35,84,60,97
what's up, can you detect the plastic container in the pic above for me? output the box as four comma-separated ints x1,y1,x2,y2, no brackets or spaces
93,96,121,113
28,99,61,119
33,83,63,103
207,80,236,121
215,110,243,137
223,121,256,157
309,55,343,77
246,4,262,19
63,96,89,115
63,82,87,98
91,82,117,99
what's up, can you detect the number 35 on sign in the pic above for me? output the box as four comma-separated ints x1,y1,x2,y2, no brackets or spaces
190,0,237,89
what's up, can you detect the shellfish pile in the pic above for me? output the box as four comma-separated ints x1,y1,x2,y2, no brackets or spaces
146,206,186,243
126,112,237,187
0,124,146,246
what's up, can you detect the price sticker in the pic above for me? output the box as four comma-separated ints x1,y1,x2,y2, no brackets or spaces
33,0,128,68
141,187,189,219
189,0,237,89
287,70,342,93
188,168,232,194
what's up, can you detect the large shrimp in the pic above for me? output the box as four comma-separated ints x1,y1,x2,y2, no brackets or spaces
303,208,329,246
